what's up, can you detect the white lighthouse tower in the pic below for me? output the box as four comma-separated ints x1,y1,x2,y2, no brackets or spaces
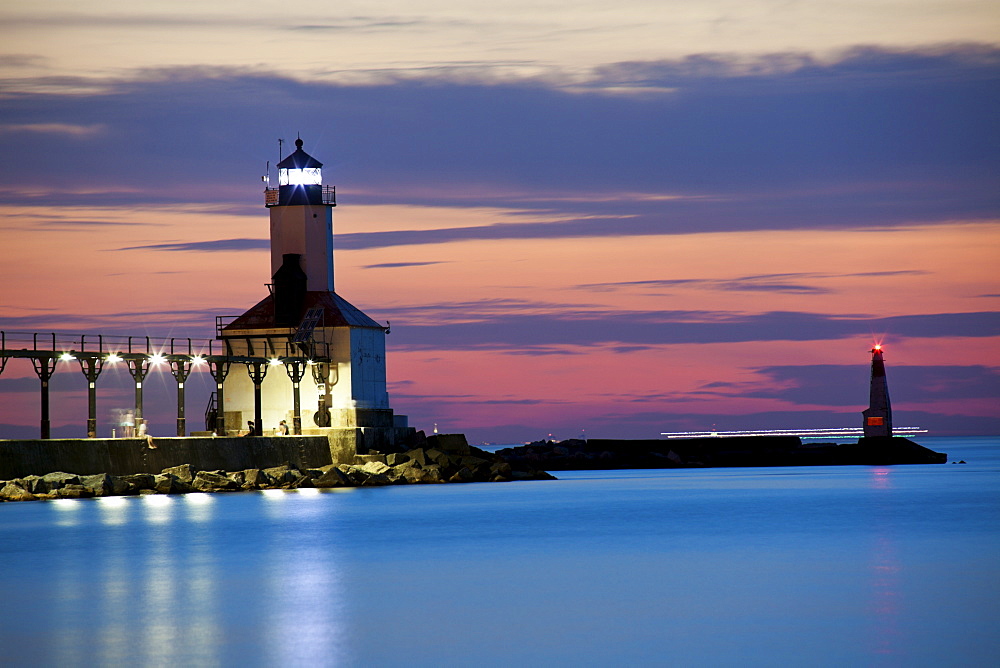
218,138,409,459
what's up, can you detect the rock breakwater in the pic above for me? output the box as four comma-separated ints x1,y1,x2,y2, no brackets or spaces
0,436,555,503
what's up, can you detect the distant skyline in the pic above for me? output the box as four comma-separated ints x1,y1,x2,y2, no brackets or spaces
1,1,997,441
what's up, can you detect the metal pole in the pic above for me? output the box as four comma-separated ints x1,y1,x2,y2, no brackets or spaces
79,356,104,438
246,361,268,436
32,356,57,439
170,359,192,437
127,358,150,435
285,360,306,435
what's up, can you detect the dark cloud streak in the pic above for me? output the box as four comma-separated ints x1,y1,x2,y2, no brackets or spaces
0,44,995,244
114,239,268,252
385,309,1000,349
744,364,1000,406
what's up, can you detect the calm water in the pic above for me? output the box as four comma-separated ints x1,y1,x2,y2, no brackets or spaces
2,436,998,667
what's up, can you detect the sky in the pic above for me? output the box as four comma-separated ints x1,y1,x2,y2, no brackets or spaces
0,1,998,442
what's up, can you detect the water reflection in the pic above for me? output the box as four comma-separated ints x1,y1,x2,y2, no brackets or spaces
96,495,129,525
98,498,131,666
31,491,348,664
50,500,86,664
868,467,902,660
261,492,350,664
52,497,81,526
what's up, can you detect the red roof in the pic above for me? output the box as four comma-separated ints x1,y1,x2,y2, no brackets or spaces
222,291,384,332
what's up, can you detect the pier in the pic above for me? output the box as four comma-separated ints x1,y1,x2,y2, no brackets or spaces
0,327,332,439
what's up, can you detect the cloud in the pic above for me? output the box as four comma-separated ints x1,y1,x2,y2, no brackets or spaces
114,239,268,252
577,270,931,296
0,307,228,338
0,44,994,243
742,364,1000,406
588,44,1000,91
384,309,1000,349
362,261,448,269
0,123,105,137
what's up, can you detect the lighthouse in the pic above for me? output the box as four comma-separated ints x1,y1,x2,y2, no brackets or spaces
862,344,893,438
218,138,409,457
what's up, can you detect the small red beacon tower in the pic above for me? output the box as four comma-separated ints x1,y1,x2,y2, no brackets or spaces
862,344,893,438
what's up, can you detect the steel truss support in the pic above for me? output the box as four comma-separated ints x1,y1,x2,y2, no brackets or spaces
126,358,150,434
78,356,105,438
32,356,57,439
285,359,307,435
245,361,268,436
208,360,230,435
170,359,193,437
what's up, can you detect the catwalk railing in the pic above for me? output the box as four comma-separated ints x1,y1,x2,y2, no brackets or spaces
0,330,335,439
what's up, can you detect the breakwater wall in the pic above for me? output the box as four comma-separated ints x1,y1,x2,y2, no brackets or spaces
0,436,334,479
498,436,947,470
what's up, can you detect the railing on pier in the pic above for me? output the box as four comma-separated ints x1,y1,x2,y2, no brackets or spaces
0,330,219,358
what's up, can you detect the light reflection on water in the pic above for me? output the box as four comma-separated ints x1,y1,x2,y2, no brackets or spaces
2,443,999,667
867,467,902,661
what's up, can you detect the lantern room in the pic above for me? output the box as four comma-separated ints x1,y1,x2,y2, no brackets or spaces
274,138,324,206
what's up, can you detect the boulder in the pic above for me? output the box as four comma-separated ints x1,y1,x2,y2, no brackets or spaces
192,471,240,492
345,466,390,486
21,475,44,494
360,461,391,476
399,465,431,484
448,467,474,483
290,474,316,489
122,473,156,491
425,449,451,466
461,456,489,469
461,456,492,480
426,434,471,456
353,454,387,465
57,484,94,499
226,471,247,486
361,472,391,486
1,482,35,502
81,473,114,496
40,472,81,492
242,469,273,489
386,452,410,467
490,461,513,478
161,464,198,483
404,448,427,466
153,474,193,494
263,465,299,485
420,465,445,483
109,476,134,496
313,467,352,488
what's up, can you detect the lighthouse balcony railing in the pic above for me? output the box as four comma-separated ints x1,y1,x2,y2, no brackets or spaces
263,186,336,207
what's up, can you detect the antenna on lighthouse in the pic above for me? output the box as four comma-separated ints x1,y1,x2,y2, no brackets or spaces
278,138,285,161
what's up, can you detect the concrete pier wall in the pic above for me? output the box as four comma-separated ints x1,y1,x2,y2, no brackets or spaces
0,436,335,479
